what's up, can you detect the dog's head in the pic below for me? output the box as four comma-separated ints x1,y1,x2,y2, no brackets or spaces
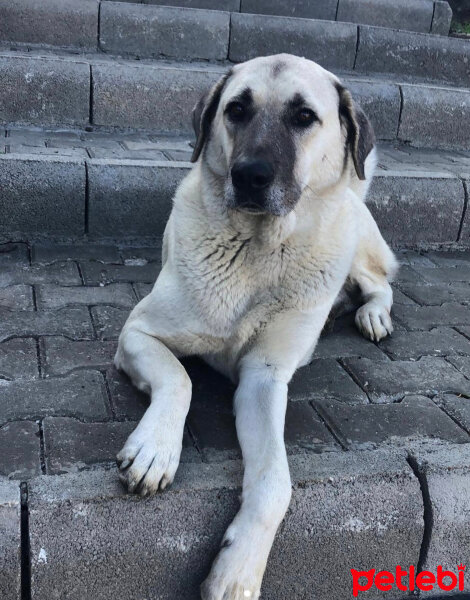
191,54,375,217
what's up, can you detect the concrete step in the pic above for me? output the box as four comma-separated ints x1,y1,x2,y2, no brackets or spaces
0,127,469,246
1,49,470,151
0,0,453,56
0,1,464,79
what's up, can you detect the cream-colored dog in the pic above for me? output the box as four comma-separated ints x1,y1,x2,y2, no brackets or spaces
115,53,397,600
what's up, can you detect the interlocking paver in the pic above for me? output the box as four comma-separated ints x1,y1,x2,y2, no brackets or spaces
392,303,470,330
32,244,121,265
0,262,81,288
0,338,38,380
457,326,470,341
0,242,29,265
0,307,94,343
415,265,470,284
391,286,417,305
0,285,34,310
434,394,470,434
343,356,470,403
133,283,153,301
106,367,149,421
36,284,136,310
91,306,129,341
315,323,388,361
378,327,470,360
0,371,110,424
447,356,470,380
426,250,470,267
40,337,116,376
0,421,41,479
397,282,470,305
119,246,162,263
313,396,469,449
79,262,160,285
290,359,368,404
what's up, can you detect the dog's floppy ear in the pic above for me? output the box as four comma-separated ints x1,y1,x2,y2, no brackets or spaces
335,83,375,181
191,70,232,163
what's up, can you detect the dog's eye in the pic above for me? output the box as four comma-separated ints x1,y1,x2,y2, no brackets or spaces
226,102,246,123
293,108,317,127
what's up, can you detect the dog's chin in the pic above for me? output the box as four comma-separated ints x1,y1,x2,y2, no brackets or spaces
226,189,297,218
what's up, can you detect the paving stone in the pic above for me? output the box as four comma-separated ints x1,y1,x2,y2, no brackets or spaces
284,401,341,454
0,155,86,237
92,62,222,131
100,3,230,61
0,241,29,265
434,393,470,434
163,149,192,161
87,161,189,238
120,246,162,263
91,306,129,341
43,417,199,475
6,144,88,158
41,337,116,376
313,395,469,450
447,355,470,380
0,371,109,424
355,27,470,87
399,84,470,150
80,261,160,285
0,307,94,343
368,173,464,244
392,303,470,330
414,265,470,284
124,138,192,152
32,243,121,265
144,0,239,9
0,261,80,288
240,0,338,20
431,1,453,35
391,286,417,305
0,421,41,479
426,249,470,267
0,284,34,310
343,356,470,403
457,326,470,340
316,324,388,360
133,282,154,301
0,55,90,126
0,0,99,50
289,358,368,404
394,249,436,268
378,327,470,360
0,480,20,599
337,0,433,32
88,147,168,160
398,281,470,305
106,367,149,421
36,283,136,310
345,80,401,141
393,265,426,284
230,13,357,69
0,338,38,380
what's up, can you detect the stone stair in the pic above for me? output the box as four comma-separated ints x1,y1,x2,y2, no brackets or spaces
1,1,470,599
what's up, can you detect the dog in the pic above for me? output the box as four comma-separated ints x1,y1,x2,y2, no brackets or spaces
114,53,398,600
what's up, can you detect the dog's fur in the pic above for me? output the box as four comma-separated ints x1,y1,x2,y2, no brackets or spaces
115,54,397,600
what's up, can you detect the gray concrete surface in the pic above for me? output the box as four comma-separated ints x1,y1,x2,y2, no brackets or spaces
337,0,434,33
0,480,20,600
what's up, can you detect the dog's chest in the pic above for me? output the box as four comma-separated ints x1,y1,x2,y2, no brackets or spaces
180,233,343,333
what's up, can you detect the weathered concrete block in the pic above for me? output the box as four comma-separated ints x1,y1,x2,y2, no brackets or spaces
0,480,20,599
398,282,470,305
355,26,470,86
80,261,160,285
32,243,121,265
0,261,81,288
344,79,401,140
100,3,230,60
0,155,85,237
36,283,136,310
0,338,39,380
87,160,190,238
378,327,470,360
240,0,338,20
399,84,470,150
0,0,99,50
431,1,453,35
0,55,90,126
90,306,129,340
144,0,240,9
40,337,116,377
0,285,34,311
28,450,423,600
392,303,470,330
367,172,464,245
230,13,357,69
0,421,41,479
410,444,470,594
337,0,433,33
92,62,223,131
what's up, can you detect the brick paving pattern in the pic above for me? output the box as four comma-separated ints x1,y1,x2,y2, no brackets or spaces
0,241,469,479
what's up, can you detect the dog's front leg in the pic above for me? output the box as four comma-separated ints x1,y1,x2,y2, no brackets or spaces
201,306,332,600
202,365,290,600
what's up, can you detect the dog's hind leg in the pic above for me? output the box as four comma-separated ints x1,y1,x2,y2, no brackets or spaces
114,296,192,496
349,202,398,342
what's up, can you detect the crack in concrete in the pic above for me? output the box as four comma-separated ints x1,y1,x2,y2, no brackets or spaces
20,481,31,600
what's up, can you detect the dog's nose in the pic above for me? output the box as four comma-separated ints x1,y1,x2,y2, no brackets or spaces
231,160,275,192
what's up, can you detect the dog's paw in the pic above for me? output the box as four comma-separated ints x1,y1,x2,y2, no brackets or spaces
355,302,393,342
201,522,269,600
117,427,181,496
